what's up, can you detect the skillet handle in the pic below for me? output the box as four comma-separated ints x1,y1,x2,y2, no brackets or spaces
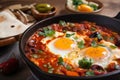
114,12,120,20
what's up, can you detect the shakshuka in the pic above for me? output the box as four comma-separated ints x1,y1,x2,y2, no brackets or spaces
25,21,120,76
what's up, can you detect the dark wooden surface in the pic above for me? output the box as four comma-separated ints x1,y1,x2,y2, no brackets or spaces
0,0,120,17
0,0,120,80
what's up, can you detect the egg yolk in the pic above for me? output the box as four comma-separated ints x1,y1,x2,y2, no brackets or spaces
85,47,108,60
77,4,93,12
54,38,74,50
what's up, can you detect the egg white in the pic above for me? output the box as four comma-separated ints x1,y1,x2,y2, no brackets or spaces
41,30,120,69
65,31,85,42
41,31,64,44
47,38,76,58
65,46,112,68
46,31,85,57
100,40,120,60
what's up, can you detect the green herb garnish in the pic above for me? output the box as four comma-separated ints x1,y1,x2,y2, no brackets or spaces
89,4,98,11
97,44,106,47
110,45,117,49
74,36,78,40
72,0,83,6
66,65,72,70
66,33,75,37
78,58,93,69
86,71,95,76
91,40,97,47
58,57,64,65
97,33,102,40
59,20,66,26
38,27,55,37
77,40,84,49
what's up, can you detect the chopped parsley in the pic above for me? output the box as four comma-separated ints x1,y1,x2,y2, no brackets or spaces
72,0,83,6
110,45,117,49
89,4,98,11
38,27,55,37
91,40,97,47
91,40,106,47
58,57,72,70
65,65,72,70
66,33,75,37
73,36,78,40
86,71,95,76
58,57,64,65
97,33,102,40
77,40,84,49
97,44,106,47
59,20,66,26
78,58,93,69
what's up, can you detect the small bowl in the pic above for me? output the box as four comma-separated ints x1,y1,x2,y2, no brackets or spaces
66,0,103,13
31,4,56,20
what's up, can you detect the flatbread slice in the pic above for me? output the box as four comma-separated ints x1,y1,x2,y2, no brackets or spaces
0,11,29,39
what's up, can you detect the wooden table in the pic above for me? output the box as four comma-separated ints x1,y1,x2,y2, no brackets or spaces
0,0,120,80
98,0,120,17
0,0,120,17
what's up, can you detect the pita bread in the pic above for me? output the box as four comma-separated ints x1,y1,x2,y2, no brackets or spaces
0,11,29,39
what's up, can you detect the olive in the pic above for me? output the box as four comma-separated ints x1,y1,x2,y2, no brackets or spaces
89,32,99,38
35,4,53,13
89,32,102,41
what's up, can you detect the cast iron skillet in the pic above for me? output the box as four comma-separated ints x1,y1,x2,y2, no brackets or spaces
19,13,120,80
